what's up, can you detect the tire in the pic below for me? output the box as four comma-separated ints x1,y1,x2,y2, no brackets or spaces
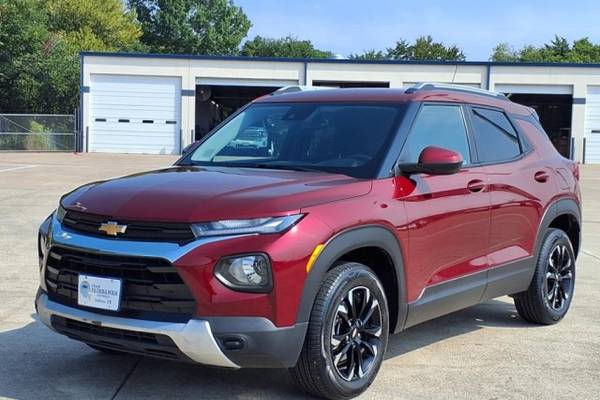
86,344,127,355
290,262,389,400
514,228,576,325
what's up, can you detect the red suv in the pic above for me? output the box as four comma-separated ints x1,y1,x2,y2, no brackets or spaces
36,84,581,399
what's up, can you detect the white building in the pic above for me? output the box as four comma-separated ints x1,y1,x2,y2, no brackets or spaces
81,52,600,163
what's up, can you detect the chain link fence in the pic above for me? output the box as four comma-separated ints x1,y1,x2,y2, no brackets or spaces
0,114,77,151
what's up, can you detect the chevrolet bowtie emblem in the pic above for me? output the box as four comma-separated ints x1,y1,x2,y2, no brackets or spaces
98,221,128,236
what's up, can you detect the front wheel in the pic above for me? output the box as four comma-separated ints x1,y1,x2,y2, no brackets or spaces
290,262,389,400
514,228,576,325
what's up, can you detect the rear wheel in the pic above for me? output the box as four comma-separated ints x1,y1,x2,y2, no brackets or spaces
290,262,389,400
514,228,576,325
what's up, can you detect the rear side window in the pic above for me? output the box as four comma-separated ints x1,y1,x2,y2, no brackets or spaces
400,104,471,163
471,107,521,163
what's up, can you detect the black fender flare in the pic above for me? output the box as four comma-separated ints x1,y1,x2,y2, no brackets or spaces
535,198,581,259
295,225,408,333
518,197,581,291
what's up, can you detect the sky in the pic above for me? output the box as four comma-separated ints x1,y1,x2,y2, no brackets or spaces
235,0,600,60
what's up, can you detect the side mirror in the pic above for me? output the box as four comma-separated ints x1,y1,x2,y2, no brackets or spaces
396,146,463,176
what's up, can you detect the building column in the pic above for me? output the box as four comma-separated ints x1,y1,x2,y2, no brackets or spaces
572,84,586,163
80,55,90,152
182,60,195,150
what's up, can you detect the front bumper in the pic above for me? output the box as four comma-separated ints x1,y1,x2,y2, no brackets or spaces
36,291,239,368
36,291,307,368
36,213,308,368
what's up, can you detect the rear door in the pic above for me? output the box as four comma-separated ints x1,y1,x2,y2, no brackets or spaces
466,105,546,298
400,104,491,309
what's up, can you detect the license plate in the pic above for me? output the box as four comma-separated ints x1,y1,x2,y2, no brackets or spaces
77,274,122,311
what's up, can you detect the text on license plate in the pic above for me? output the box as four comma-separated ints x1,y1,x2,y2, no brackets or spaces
77,274,122,311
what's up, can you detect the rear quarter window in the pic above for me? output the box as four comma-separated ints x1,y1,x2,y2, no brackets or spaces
513,115,553,151
470,107,521,163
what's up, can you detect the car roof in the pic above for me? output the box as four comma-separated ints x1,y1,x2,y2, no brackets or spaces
254,87,533,116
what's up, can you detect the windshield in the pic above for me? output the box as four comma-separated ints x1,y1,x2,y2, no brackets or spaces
185,102,406,178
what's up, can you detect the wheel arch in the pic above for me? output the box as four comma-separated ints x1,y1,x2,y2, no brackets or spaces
536,198,581,259
296,225,408,333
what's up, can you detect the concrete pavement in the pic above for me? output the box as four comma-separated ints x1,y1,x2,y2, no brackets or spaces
0,153,598,400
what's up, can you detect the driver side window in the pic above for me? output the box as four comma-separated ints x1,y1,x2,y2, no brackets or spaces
401,104,471,164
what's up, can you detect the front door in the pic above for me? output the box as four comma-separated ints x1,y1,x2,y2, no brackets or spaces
398,104,491,307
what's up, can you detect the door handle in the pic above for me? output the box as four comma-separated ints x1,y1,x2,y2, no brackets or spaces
467,179,485,193
534,171,550,183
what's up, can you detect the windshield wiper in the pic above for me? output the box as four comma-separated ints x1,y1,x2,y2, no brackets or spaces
177,160,324,173
253,163,323,173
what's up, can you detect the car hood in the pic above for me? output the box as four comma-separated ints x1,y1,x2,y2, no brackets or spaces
60,166,371,222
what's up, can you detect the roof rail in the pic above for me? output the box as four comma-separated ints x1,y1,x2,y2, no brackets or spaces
405,82,508,100
271,85,331,95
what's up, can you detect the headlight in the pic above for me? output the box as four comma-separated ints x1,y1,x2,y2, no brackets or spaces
214,254,272,292
55,204,67,223
191,214,303,238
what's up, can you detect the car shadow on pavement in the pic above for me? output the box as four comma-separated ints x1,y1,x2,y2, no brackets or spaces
385,298,535,360
0,299,532,400
0,316,307,400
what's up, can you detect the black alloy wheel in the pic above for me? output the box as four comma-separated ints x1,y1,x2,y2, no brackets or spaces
330,286,383,381
544,244,574,311
291,262,389,399
514,228,576,325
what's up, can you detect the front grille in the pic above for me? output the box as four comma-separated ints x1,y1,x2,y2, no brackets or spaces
51,316,192,361
62,210,195,244
45,246,196,322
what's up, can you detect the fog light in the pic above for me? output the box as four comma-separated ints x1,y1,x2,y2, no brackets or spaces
214,254,272,293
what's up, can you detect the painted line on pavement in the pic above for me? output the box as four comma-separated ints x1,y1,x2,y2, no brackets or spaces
582,249,600,261
0,165,38,173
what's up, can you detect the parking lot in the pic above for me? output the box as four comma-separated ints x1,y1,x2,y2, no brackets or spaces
0,152,599,400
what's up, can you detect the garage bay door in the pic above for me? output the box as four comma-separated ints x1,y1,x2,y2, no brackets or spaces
496,84,574,159
585,86,600,164
89,75,181,154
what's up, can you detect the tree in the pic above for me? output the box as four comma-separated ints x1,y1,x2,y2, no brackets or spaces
518,45,545,62
490,35,600,63
0,0,75,113
543,35,570,61
490,43,519,62
44,0,142,51
569,38,600,63
408,35,465,61
386,39,411,60
0,0,142,113
348,50,387,60
241,36,333,58
129,0,251,55
350,36,465,61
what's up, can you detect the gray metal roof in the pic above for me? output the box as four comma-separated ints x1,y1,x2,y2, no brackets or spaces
80,51,600,69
